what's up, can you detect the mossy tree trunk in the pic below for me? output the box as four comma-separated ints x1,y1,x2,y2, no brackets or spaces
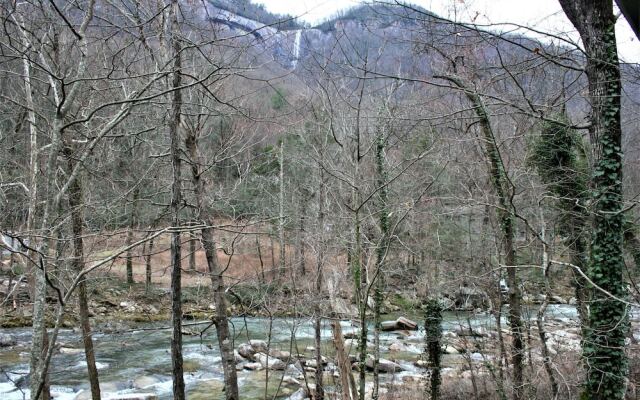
436,74,524,400
559,1,628,398
372,126,389,400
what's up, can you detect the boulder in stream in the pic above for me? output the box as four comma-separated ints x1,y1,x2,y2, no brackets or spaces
365,355,404,373
249,339,268,353
237,343,256,360
270,349,291,361
0,333,17,347
243,362,263,370
255,352,287,370
287,387,309,400
380,316,418,331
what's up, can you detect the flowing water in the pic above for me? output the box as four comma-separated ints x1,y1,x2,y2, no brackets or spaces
0,305,579,399
291,30,302,69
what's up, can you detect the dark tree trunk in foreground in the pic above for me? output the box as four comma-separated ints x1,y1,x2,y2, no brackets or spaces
425,299,443,400
168,0,185,397
559,1,628,398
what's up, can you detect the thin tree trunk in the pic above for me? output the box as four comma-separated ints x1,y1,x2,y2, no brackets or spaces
168,1,184,397
20,26,50,400
201,227,239,399
126,187,140,285
332,320,356,400
297,210,306,276
537,222,558,399
145,235,154,291
256,236,265,284
278,140,286,279
435,74,524,399
67,154,101,400
314,161,326,400
189,233,197,271
185,117,239,399
372,127,388,400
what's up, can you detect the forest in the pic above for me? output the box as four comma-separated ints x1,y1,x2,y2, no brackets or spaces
0,0,639,399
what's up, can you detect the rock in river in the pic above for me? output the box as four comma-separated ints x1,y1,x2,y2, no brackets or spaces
381,317,418,331
0,333,17,347
255,352,287,370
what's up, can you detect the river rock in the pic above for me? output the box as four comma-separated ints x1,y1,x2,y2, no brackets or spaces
243,362,263,370
255,352,287,370
381,320,398,331
286,362,303,376
105,395,157,400
234,350,245,363
249,339,269,353
270,349,291,361
414,360,428,368
304,356,327,368
397,317,418,330
238,343,256,360
75,382,125,400
287,388,308,400
282,376,300,386
59,346,84,354
388,341,405,352
381,317,418,331
0,333,17,347
443,345,459,354
365,355,404,373
133,376,161,389
119,301,137,312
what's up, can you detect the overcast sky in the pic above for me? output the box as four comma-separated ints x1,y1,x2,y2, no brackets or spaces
253,0,640,63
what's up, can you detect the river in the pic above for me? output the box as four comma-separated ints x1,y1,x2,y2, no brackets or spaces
0,305,581,399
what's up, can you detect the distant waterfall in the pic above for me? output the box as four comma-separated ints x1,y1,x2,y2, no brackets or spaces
292,30,302,69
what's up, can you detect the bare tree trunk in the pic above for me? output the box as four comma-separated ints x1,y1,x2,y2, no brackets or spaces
67,154,101,400
145,236,154,291
314,162,326,400
126,187,140,285
278,140,286,279
20,27,50,400
297,211,306,276
332,320,356,400
201,228,239,399
536,222,558,399
435,74,524,400
256,236,265,284
372,128,388,400
168,1,184,397
189,233,197,272
184,118,239,399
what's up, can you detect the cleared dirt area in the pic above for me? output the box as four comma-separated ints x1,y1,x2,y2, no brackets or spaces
86,227,297,288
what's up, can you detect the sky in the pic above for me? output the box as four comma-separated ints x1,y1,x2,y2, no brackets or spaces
253,0,640,63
